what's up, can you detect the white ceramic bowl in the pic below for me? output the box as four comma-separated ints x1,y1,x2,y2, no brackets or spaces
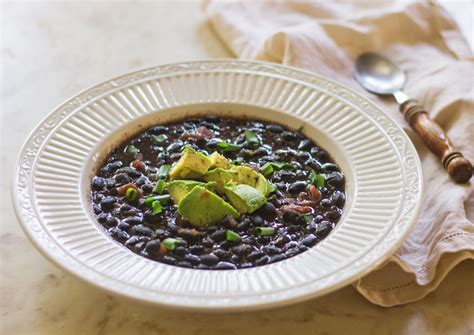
12,60,423,311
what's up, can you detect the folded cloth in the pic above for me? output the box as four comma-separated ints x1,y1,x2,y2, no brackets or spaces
203,0,474,306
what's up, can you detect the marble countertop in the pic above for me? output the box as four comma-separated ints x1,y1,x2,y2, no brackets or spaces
1,2,473,334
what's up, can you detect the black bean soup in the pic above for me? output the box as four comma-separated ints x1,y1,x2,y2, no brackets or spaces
91,115,345,270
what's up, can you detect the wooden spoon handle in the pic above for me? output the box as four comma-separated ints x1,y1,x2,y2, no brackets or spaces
400,100,472,183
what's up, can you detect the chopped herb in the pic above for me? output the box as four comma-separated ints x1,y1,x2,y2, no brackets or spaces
152,179,166,194
151,134,168,143
260,162,293,175
124,145,140,155
157,164,171,179
162,238,180,250
303,215,313,223
151,200,163,215
125,187,138,201
226,230,242,242
271,162,293,170
244,130,260,147
266,181,277,194
296,125,304,132
255,227,275,236
260,162,274,176
309,170,325,188
217,141,242,152
145,195,171,207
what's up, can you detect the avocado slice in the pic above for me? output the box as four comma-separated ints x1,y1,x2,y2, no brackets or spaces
168,180,209,204
169,146,212,180
177,186,239,228
209,152,231,169
202,168,237,192
223,184,267,214
231,166,270,196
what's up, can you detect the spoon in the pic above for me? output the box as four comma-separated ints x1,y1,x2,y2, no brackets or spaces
354,52,472,184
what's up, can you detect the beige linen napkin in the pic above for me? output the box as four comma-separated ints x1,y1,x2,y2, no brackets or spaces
203,0,474,306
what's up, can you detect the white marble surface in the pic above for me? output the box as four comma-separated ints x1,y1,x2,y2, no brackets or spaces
1,2,473,335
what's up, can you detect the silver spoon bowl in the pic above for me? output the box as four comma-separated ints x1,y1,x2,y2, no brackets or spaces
354,52,409,104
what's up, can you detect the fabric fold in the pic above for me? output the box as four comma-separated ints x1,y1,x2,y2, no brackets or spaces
203,0,473,306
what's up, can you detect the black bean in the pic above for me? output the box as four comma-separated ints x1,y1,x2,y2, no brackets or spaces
117,221,130,231
161,255,177,265
215,261,237,270
125,236,140,246
91,176,105,190
269,254,287,263
326,206,342,220
123,216,142,225
297,151,310,160
200,253,219,265
131,224,153,237
200,121,220,131
252,147,270,157
167,141,184,153
114,173,132,185
105,178,116,189
214,249,231,260
250,214,264,226
144,240,161,257
196,264,209,270
177,228,198,240
287,181,308,194
142,211,161,225
105,216,120,228
97,212,109,223
266,124,284,133
285,248,300,257
330,191,346,208
247,251,264,261
320,198,332,209
274,170,296,182
206,138,219,149
135,176,148,186
255,255,270,266
116,167,141,178
184,254,201,265
316,221,332,238
241,262,253,268
100,196,117,211
274,235,290,247
190,245,205,255
109,227,129,242
231,244,253,256
282,131,296,141
298,139,312,150
154,229,168,239
142,183,154,193
202,237,215,248
262,246,282,255
305,158,322,171
282,211,306,225
236,220,250,231
256,203,277,220
173,246,186,256
310,147,327,160
149,125,168,134
300,234,318,247
321,163,339,172
107,161,123,172
326,172,344,188
210,229,227,242
204,114,220,123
